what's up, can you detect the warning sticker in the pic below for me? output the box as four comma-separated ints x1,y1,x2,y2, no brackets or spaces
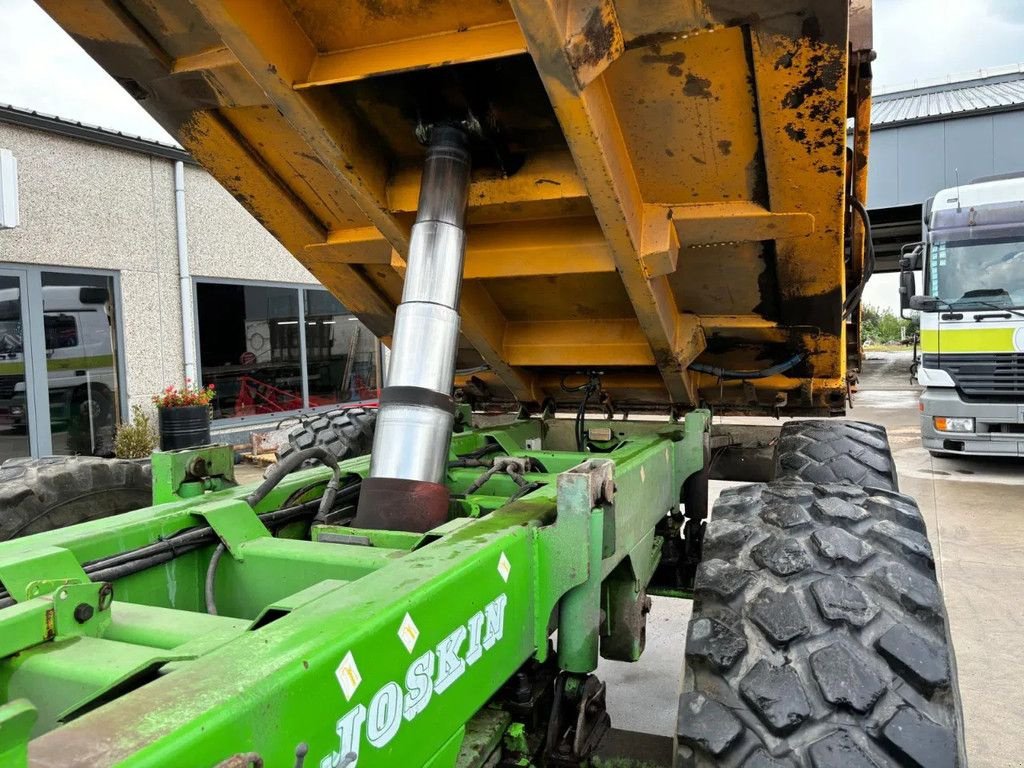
335,651,362,701
398,613,420,653
497,552,511,583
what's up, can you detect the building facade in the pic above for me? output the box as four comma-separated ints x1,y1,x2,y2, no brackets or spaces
865,67,1024,271
0,105,380,462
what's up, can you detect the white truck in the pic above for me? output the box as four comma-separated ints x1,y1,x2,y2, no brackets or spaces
900,173,1024,456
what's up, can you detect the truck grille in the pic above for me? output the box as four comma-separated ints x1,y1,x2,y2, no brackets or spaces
921,353,1024,398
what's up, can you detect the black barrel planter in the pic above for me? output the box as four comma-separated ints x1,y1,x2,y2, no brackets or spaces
158,406,211,451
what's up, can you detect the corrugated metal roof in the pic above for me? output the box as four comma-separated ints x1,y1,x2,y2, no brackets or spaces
873,70,1024,127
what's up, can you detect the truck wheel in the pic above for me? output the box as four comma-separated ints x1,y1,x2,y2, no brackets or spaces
675,481,965,767
774,420,898,491
276,407,376,465
0,456,152,540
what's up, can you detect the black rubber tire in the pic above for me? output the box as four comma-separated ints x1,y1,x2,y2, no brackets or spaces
276,407,376,465
774,420,899,492
0,456,152,540
675,481,965,768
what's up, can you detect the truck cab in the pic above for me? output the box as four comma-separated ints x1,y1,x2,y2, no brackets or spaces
902,174,1024,456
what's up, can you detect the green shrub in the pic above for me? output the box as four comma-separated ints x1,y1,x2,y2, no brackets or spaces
114,405,158,459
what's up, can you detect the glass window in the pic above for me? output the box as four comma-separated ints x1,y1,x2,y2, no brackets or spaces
304,289,380,406
196,282,380,421
0,274,31,462
40,272,122,457
929,238,1024,308
197,283,304,419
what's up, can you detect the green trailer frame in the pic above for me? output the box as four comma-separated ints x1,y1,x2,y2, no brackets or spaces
0,412,708,768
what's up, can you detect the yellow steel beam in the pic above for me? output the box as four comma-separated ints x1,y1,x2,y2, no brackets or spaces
172,46,236,74
674,314,707,371
464,218,613,279
190,0,396,236
666,202,815,248
295,21,526,88
305,227,394,265
504,319,654,367
640,208,680,278
460,284,541,403
509,0,697,404
748,24,849,387
697,315,784,330
387,151,588,218
303,218,614,278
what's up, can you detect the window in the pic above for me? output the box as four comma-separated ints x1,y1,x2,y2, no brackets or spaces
41,271,122,457
304,289,379,406
196,281,380,421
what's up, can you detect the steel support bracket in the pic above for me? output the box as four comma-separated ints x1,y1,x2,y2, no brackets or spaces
192,499,271,559
0,547,88,604
151,444,237,506
553,459,613,674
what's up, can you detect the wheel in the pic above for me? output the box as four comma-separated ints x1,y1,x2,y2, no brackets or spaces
774,420,898,492
275,407,376,465
675,481,965,767
0,456,152,540
67,386,116,456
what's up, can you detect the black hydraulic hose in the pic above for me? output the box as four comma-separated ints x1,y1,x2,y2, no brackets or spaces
689,353,805,380
844,196,876,319
205,543,227,615
247,446,341,518
0,486,362,610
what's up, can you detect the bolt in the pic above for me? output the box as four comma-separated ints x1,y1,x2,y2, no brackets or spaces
73,603,94,623
58,589,68,601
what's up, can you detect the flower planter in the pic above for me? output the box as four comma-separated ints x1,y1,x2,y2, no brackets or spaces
158,406,211,451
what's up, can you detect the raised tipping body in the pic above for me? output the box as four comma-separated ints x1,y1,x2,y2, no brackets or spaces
35,0,874,415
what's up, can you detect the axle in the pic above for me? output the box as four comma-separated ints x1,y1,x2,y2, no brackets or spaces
354,126,471,532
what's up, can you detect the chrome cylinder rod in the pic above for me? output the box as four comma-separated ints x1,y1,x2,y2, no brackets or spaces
354,126,470,532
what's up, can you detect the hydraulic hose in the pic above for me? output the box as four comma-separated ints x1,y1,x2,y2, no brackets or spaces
688,353,805,380
0,486,361,610
246,446,341,519
205,543,227,615
844,196,876,319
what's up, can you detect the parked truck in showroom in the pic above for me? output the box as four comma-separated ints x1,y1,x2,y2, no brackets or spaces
0,2,964,767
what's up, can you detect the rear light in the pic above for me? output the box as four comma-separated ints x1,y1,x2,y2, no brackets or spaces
918,400,924,412
933,416,974,433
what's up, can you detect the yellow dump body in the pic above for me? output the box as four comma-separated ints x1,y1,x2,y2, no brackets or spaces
40,0,873,413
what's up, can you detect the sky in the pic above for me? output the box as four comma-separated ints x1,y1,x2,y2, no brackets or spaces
2,0,1023,310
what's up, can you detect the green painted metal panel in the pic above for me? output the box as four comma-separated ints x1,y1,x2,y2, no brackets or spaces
0,415,709,767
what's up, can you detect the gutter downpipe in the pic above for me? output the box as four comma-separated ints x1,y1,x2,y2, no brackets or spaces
174,161,198,383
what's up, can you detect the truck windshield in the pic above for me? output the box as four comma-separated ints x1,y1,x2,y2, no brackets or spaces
929,237,1024,309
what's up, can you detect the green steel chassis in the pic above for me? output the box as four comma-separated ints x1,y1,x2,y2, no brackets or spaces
0,411,710,768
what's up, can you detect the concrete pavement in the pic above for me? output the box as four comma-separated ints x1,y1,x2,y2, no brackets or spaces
597,350,1024,766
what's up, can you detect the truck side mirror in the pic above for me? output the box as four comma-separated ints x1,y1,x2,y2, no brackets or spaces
899,270,916,312
909,294,938,312
899,242,924,271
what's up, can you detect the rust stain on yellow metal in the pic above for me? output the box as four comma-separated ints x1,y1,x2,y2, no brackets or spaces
40,0,871,414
